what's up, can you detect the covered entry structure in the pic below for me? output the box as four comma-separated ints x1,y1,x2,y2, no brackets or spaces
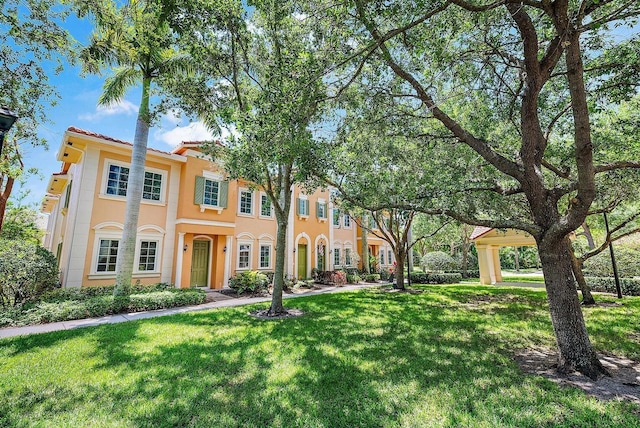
470,227,537,285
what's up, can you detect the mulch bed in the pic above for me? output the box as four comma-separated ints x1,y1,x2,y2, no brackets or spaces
515,347,640,404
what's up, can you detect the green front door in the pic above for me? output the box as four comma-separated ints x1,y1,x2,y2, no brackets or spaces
191,240,210,287
297,244,307,279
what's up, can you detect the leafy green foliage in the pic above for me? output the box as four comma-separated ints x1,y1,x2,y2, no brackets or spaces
421,251,455,272
228,271,269,294
0,240,58,307
585,277,640,296
0,285,205,327
363,273,380,282
346,273,361,283
583,246,640,277
0,203,44,244
315,270,347,285
410,272,462,284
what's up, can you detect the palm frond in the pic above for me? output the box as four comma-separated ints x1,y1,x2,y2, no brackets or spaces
98,67,141,106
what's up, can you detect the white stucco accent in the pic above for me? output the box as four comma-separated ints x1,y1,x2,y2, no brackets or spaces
175,232,185,288
224,235,233,288
163,163,181,284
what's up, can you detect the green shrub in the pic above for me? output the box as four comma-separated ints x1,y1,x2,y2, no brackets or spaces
40,282,174,302
585,276,640,296
0,289,206,327
0,240,59,307
421,251,455,272
228,271,269,294
346,274,361,284
410,272,462,284
446,270,480,279
364,274,380,282
377,269,393,281
583,247,640,277
316,270,347,285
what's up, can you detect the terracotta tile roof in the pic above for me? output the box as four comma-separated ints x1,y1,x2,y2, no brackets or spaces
470,226,493,240
66,126,173,156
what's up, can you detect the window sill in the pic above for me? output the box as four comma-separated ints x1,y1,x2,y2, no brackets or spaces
317,218,327,223
88,272,161,280
259,215,274,220
297,215,309,221
199,204,224,214
99,194,166,207
237,212,255,218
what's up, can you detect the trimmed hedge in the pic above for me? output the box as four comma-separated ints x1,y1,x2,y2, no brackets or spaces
229,271,269,294
0,289,206,327
585,276,640,296
446,270,480,279
316,270,347,285
364,274,381,282
346,274,361,284
40,283,173,302
410,272,463,284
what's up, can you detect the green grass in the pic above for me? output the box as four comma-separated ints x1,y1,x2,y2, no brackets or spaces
1,285,639,427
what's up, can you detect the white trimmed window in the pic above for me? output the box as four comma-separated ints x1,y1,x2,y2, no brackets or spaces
238,243,251,269
239,189,253,215
297,196,310,217
260,193,273,218
194,175,228,212
334,248,341,267
333,209,341,227
343,214,351,228
316,201,327,219
388,250,393,265
345,248,352,266
380,251,385,266
204,179,220,206
92,231,162,277
104,162,165,202
97,239,119,272
259,244,272,269
138,241,158,271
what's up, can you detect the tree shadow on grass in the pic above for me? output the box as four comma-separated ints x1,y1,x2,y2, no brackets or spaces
1,288,639,426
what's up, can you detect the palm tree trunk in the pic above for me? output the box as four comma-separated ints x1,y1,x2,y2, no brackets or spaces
114,77,151,297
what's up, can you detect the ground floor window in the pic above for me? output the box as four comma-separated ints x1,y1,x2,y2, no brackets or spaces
238,244,251,269
138,241,158,271
334,248,341,267
97,239,119,272
259,244,271,269
345,248,352,266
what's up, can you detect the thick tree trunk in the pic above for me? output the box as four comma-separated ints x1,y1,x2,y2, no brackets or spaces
115,77,151,297
538,237,606,379
394,249,405,290
581,222,596,250
569,247,596,305
361,218,369,274
0,175,14,233
514,246,520,272
268,216,288,315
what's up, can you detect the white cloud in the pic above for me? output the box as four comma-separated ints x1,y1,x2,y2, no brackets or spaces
78,100,139,121
155,121,215,147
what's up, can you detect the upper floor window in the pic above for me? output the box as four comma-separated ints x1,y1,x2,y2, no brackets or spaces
260,193,273,218
194,175,228,211
297,197,309,217
333,209,341,227
239,189,253,215
343,214,351,228
204,179,220,206
105,162,164,202
316,201,327,219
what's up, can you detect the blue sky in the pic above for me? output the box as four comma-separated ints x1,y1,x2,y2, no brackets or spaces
19,13,216,209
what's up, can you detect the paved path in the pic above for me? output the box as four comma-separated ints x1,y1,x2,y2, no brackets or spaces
0,283,382,339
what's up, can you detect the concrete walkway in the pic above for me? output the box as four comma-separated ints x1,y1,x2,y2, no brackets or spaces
0,283,383,339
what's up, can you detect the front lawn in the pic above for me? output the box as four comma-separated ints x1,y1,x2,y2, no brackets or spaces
1,285,638,427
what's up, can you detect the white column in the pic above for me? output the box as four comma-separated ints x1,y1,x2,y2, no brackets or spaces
162,163,181,283
175,232,185,288
64,148,99,287
223,235,233,288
